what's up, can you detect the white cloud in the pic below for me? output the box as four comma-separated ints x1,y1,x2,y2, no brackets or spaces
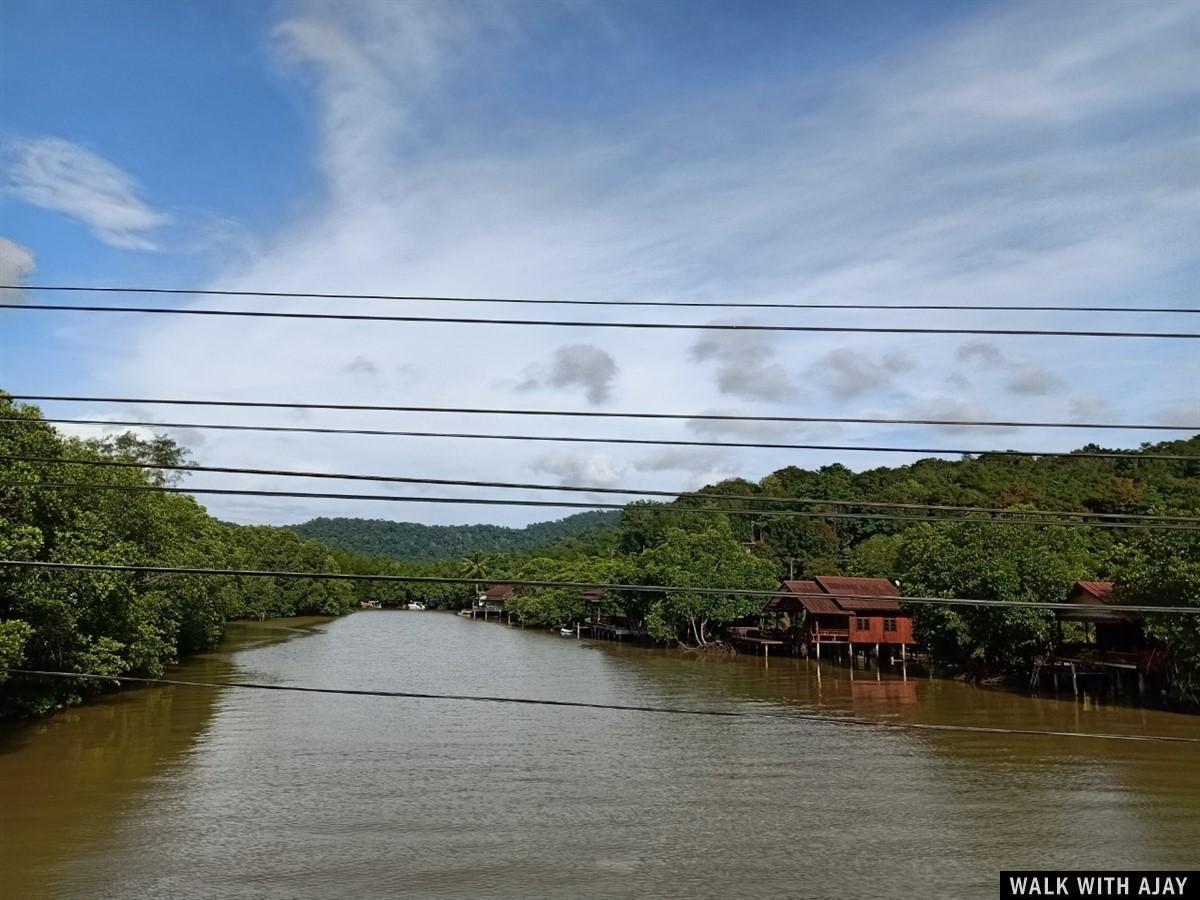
1157,404,1200,428
689,332,796,402
807,348,913,401
1068,395,1112,423
632,448,724,473
956,341,1065,396
529,452,626,488
341,356,380,377
4,137,168,250
0,236,35,301
905,398,1018,436
517,343,618,405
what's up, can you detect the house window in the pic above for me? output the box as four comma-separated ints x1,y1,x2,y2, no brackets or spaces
856,617,871,631
883,618,897,632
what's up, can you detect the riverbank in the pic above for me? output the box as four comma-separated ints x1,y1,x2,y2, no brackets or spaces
460,608,1198,715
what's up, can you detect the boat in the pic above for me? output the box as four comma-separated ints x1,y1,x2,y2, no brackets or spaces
359,600,382,610
406,602,427,611
560,626,575,637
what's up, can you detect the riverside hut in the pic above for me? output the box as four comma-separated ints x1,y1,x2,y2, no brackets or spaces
473,584,514,620
767,576,916,660
1043,580,1163,698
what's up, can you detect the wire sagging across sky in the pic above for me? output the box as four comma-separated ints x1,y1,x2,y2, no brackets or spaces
0,415,1195,460
6,453,1198,525
3,302,1199,339
7,395,1199,431
6,284,1200,315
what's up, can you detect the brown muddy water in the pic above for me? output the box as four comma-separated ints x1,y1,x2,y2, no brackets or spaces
1,611,1197,899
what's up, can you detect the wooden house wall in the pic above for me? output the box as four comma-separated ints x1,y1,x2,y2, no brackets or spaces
847,613,915,645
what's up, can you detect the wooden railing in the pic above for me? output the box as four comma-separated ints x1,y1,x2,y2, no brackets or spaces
812,627,850,642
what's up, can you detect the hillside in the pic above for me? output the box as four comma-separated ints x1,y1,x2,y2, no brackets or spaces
288,510,622,561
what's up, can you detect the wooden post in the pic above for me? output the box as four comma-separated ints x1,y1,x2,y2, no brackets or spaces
1070,663,1078,698
900,643,906,662
875,642,880,664
816,640,821,659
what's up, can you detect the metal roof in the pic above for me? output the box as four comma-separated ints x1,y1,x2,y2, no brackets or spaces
813,576,903,612
772,577,904,615
1060,580,1132,623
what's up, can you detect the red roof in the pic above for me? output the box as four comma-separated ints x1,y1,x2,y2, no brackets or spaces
482,584,514,599
1063,580,1129,623
771,577,903,615
813,576,902,612
1071,580,1115,604
776,580,842,614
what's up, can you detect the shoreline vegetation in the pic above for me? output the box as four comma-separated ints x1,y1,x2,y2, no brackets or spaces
2,392,1198,717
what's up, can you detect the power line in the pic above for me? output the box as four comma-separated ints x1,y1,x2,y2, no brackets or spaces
3,303,1198,339
2,560,1196,615
8,394,1198,431
6,480,1199,530
7,284,1199,316
9,454,1198,524
4,667,1196,744
1,415,1193,461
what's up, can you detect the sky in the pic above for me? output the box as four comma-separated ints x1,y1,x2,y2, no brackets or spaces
1,0,1197,527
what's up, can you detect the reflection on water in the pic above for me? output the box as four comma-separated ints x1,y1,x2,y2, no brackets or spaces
2,612,1197,900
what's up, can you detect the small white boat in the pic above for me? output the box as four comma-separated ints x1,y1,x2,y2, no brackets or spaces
560,626,575,637
407,602,427,611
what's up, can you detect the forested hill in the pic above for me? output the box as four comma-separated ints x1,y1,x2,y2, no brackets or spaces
288,511,622,561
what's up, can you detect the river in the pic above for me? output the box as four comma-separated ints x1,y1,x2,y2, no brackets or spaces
2,611,1197,899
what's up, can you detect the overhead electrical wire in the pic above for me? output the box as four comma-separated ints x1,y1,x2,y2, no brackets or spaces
3,667,1196,744
6,283,1199,315
7,394,1198,431
6,480,1198,530
7,454,1197,525
3,302,1198,339
0,415,1193,461
2,560,1197,615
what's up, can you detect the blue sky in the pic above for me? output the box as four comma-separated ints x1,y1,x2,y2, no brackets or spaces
1,0,1197,526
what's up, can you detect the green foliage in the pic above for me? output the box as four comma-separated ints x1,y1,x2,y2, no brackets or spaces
0,620,33,684
505,556,627,628
1107,533,1200,703
288,511,621,561
630,521,778,645
893,523,1095,672
0,394,360,717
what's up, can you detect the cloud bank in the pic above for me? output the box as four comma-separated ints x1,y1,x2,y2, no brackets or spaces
5,137,168,250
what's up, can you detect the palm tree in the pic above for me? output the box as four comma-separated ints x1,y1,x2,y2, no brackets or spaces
459,551,491,595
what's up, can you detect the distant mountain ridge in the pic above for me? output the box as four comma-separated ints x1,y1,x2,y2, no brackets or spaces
288,510,621,561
